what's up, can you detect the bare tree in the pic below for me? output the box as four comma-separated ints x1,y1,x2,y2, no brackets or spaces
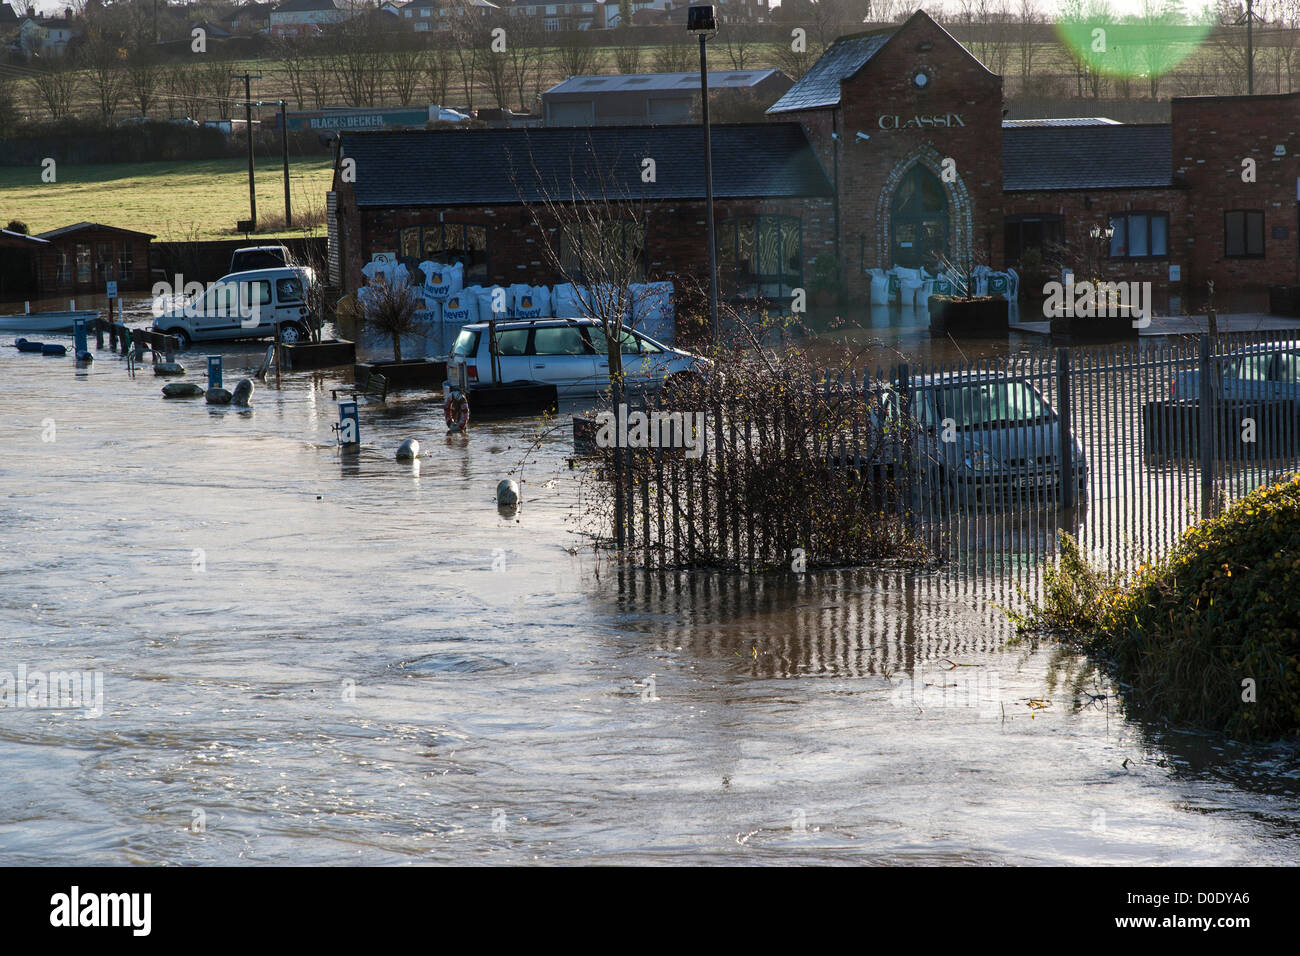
653,36,694,73
389,35,424,106
332,12,389,107
423,40,453,107
513,137,652,389
504,16,546,113
613,21,643,74
273,34,310,110
31,61,79,120
551,28,601,79
305,66,334,109
477,19,512,110
355,271,428,363
125,42,163,118
82,28,130,124
449,20,480,111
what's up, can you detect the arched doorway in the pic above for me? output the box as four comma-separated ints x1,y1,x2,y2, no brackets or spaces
890,165,949,271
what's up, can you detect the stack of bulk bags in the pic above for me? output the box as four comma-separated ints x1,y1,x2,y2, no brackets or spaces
417,261,464,301
629,281,674,344
508,284,552,319
552,283,595,319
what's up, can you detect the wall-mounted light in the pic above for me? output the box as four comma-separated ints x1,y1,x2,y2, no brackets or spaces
856,131,870,142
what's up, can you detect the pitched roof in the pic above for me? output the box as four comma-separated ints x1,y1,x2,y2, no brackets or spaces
0,228,49,246
36,221,157,240
0,4,18,24
272,0,341,12
1002,124,1173,191
545,69,787,96
338,124,833,206
766,30,895,114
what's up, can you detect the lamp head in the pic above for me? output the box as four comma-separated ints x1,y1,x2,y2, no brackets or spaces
687,4,717,36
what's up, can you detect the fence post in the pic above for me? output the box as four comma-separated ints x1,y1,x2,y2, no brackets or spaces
895,363,914,523
1057,348,1075,511
1198,335,1215,518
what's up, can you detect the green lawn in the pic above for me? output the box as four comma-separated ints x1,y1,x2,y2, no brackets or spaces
0,157,336,242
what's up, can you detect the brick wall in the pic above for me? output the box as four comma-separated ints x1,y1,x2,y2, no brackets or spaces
1173,92,1300,293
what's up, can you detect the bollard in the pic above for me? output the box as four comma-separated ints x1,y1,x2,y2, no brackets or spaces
73,318,88,356
119,326,130,356
207,356,223,390
337,401,360,448
164,338,175,363
94,320,104,350
24,300,30,314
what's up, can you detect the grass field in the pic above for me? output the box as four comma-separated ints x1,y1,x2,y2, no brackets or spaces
0,157,336,241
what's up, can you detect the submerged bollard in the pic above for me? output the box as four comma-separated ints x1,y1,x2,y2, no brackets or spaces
207,356,223,390
72,318,92,363
337,401,360,449
396,438,420,460
496,479,520,508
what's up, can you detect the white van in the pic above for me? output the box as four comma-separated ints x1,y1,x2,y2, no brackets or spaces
152,267,315,348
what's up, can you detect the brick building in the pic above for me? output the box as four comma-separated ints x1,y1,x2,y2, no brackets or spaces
329,9,1300,310
329,124,833,300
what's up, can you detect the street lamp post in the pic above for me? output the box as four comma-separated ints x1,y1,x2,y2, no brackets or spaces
688,5,720,340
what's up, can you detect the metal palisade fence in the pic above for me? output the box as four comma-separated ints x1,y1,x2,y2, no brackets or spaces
600,330,1300,593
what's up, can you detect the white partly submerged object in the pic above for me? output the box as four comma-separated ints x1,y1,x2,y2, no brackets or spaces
496,479,519,508
0,310,99,334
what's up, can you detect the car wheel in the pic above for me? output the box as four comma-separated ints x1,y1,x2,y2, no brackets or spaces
278,323,306,345
165,328,191,350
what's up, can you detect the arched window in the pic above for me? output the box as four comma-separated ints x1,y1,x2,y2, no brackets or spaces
890,165,948,271
716,215,802,299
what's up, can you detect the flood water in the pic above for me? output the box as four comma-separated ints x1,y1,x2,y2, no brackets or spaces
2,318,1299,865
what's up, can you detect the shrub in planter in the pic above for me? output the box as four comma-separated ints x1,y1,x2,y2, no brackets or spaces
928,294,1009,332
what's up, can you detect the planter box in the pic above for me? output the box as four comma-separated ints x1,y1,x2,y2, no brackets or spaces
1269,285,1300,317
281,338,356,370
469,382,557,414
1049,306,1141,340
354,359,447,393
928,295,1009,333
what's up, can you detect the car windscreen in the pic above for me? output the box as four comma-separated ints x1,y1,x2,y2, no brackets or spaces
933,380,1052,428
452,329,479,358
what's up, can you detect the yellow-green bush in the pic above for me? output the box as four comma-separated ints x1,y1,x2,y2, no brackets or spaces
1011,474,1300,740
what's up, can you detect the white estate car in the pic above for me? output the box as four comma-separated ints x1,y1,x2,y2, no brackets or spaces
450,318,705,397
152,266,316,349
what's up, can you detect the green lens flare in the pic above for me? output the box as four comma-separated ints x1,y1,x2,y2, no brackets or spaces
1055,21,1214,79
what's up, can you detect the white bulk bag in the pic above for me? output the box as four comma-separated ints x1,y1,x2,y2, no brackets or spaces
629,281,675,344
868,268,891,306
418,260,464,300
441,286,481,327
474,284,510,320
552,282,594,318
510,284,552,319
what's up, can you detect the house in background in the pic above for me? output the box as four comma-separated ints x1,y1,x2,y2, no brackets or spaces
269,0,351,36
217,3,275,35
17,13,78,57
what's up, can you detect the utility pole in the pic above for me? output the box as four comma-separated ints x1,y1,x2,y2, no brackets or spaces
280,101,291,229
232,72,262,231
1247,0,1255,95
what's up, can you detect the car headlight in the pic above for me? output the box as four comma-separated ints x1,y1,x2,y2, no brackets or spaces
963,448,1000,472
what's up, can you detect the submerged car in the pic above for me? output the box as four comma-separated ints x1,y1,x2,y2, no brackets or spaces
449,318,705,397
1170,341,1300,402
152,266,317,348
874,372,1088,504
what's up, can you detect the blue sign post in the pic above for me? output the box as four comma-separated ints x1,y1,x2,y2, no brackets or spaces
207,356,223,390
337,401,359,448
72,318,90,362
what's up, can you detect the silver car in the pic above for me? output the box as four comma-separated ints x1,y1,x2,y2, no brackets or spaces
449,318,704,398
